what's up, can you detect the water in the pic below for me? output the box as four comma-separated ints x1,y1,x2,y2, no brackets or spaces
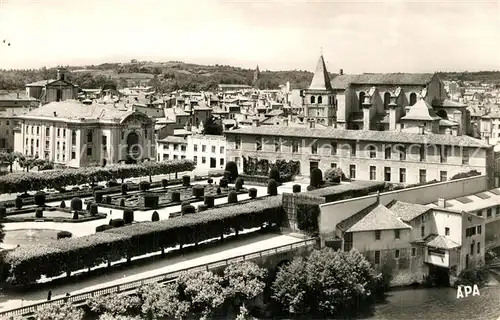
3,228,63,247
368,286,500,320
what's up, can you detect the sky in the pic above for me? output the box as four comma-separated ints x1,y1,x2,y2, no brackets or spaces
0,0,499,73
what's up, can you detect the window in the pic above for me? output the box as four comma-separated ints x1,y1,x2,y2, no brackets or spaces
102,136,107,150
173,144,178,151
375,230,381,240
311,141,318,154
44,140,47,149
235,137,241,150
440,171,447,181
370,166,376,180
487,208,492,217
220,158,224,166
462,149,469,165
62,142,65,151
384,146,391,159
331,142,337,155
71,151,76,160
63,129,66,138
419,146,425,161
350,143,356,157
181,155,186,159
384,92,391,109
395,250,400,259
87,131,93,143
369,145,376,158
421,225,425,237
384,167,391,182
57,141,60,150
194,156,198,163
318,96,323,104
374,251,380,264
57,128,60,137
202,145,207,152
220,146,224,154
477,243,481,254
173,155,178,160
330,163,337,168
395,229,400,239
412,248,416,257
45,127,49,136
292,140,299,153
194,144,198,152
87,147,92,156
477,211,483,217
470,244,474,255
497,206,500,216
398,145,406,160
275,138,281,152
440,146,448,163
202,157,206,164
349,164,356,179
211,146,216,153
419,169,427,183
255,137,262,151
399,168,406,183
409,92,417,106
310,96,315,104
181,145,186,152
37,127,40,135
445,227,450,236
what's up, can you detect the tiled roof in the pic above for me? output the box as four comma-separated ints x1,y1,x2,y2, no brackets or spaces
429,188,500,213
25,79,53,86
226,125,490,148
433,99,467,108
387,200,432,222
158,136,187,144
308,55,332,91
346,204,411,232
0,92,38,101
425,234,460,249
331,73,435,89
439,119,458,127
401,99,440,121
337,201,379,232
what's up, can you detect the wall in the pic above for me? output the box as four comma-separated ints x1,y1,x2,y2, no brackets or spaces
319,175,488,237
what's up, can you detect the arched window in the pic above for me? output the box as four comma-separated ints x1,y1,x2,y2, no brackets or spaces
310,96,315,104
409,93,417,106
318,96,323,104
384,92,391,109
359,92,365,109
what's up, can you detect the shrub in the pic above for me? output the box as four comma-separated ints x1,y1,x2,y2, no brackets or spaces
204,195,215,208
105,196,111,204
34,191,46,207
456,267,489,287
121,183,128,195
123,209,134,224
139,181,150,191
217,187,222,195
248,188,257,199
0,206,6,219
93,185,105,191
143,194,159,209
198,204,208,212
35,208,43,218
182,205,196,215
119,198,126,207
15,197,23,209
161,179,168,188
72,211,78,220
94,191,104,203
57,231,72,240
171,191,181,202
293,184,301,193
109,218,125,228
151,211,160,222
192,185,205,198
220,178,228,188
207,178,213,184
225,161,238,181
296,204,320,235
181,201,190,209
307,185,315,191
235,177,244,190
486,250,498,263
310,168,323,188
90,203,98,216
325,168,344,184
71,198,83,211
96,224,114,232
267,179,278,196
86,202,91,212
269,166,280,182
223,170,231,180
451,170,481,180
183,175,191,186
228,191,238,204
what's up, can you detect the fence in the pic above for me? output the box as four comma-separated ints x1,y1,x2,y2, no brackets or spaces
0,238,316,319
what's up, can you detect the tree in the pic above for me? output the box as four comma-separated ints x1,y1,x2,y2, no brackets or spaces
271,257,310,315
137,282,189,320
324,167,345,183
223,261,267,312
87,294,141,316
0,151,21,172
35,302,84,320
17,155,37,172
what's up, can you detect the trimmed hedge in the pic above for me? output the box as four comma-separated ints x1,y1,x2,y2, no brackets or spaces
171,192,181,202
105,196,111,204
182,205,196,215
216,187,222,195
268,179,278,196
225,161,238,181
228,191,238,204
94,191,104,203
35,208,43,218
123,209,134,224
96,224,114,232
248,188,257,199
71,198,83,211
235,177,244,190
219,178,228,188
121,183,128,195
269,166,280,182
119,198,126,207
34,192,46,207
293,184,301,193
110,218,125,228
182,175,191,186
192,185,204,198
139,181,150,192
151,211,160,222
60,201,66,208
161,179,169,188
197,204,208,212
15,197,22,209
72,211,78,220
3,196,283,285
143,194,159,209
0,206,6,219
57,231,72,240
90,203,98,216
204,196,215,208
310,168,323,188
207,178,213,184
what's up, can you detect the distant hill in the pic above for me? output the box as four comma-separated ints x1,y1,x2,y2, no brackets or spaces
437,71,500,84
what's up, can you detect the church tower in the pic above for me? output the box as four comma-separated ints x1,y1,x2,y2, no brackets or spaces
253,65,260,88
302,55,337,127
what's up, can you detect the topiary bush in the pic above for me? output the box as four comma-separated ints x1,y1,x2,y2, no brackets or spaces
34,192,46,207
217,187,222,195
269,166,280,182
268,179,278,196
225,161,238,181
94,191,104,203
162,179,169,188
59,200,66,209
35,208,43,218
197,204,208,212
293,184,301,193
183,175,191,186
144,194,159,209
71,198,82,211
90,203,98,216
220,178,228,188
57,231,72,240
139,181,150,192
204,195,215,208
105,196,111,204
86,202,91,212
96,224,114,232
248,188,257,199
151,211,160,222
182,205,196,215
119,198,126,207
207,178,213,184
121,183,128,195
171,191,181,202
228,191,238,204
192,185,205,198
0,206,6,219
324,167,344,184
109,218,125,228
72,211,78,220
123,209,134,224
310,168,323,188
15,197,23,209
235,177,244,190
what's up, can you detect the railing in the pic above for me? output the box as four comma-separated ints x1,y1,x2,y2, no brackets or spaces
0,238,316,318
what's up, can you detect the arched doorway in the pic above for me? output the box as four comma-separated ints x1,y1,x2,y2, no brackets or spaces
126,132,140,163
436,109,448,120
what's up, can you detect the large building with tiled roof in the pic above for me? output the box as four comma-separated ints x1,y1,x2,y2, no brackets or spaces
25,68,78,104
13,100,154,168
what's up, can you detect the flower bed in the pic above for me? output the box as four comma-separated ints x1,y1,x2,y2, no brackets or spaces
3,206,107,223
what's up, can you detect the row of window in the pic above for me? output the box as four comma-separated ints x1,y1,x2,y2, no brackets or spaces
474,206,500,219
359,92,418,110
465,225,482,237
368,165,448,183
374,247,418,264
25,125,68,138
309,95,334,105
193,144,224,154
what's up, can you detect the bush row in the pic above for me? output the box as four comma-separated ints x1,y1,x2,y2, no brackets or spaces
3,196,284,285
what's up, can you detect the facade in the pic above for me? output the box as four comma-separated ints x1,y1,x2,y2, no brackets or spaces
156,134,226,171
25,68,78,104
13,100,154,168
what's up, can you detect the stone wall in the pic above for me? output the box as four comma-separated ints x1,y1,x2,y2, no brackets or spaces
282,192,325,232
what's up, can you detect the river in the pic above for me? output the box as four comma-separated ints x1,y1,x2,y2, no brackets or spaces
367,286,500,320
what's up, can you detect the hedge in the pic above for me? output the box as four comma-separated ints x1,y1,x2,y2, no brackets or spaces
204,196,215,208
0,206,6,218
0,160,196,194
248,188,257,199
34,192,46,207
183,175,191,186
89,203,98,216
192,185,204,198
293,184,301,193
15,197,22,209
110,218,125,228
35,208,43,218
235,177,244,190
144,194,159,209
71,198,83,211
139,181,150,191
220,178,228,188
228,191,238,204
197,204,208,212
171,192,181,202
2,196,284,285
182,205,196,215
151,211,160,222
57,231,72,240
94,191,104,203
96,225,114,232
268,179,278,196
123,209,134,224
161,179,169,188
121,183,128,195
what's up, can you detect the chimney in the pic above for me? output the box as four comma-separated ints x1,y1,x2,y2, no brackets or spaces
437,198,446,208
252,119,260,127
339,69,344,75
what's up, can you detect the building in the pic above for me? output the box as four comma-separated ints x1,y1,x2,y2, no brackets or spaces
0,91,39,111
13,100,154,167
0,92,39,151
157,134,226,171
25,68,78,104
218,84,253,92
225,124,493,183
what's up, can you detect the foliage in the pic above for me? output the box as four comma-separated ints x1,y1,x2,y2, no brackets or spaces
34,192,46,207
88,293,141,316
182,205,196,215
198,204,208,212
225,161,239,181
34,302,84,320
310,168,323,188
269,167,280,182
90,203,98,216
110,219,125,228
94,191,104,203
292,184,301,193
235,177,244,190
137,282,189,319
96,225,114,232
182,175,191,186
121,183,128,195
219,178,228,188
35,208,43,218
204,195,215,208
267,179,278,196
151,211,160,222
223,261,267,309
228,191,238,204
59,200,66,208
0,151,22,173
248,188,257,199
139,181,150,191
171,191,181,202
192,185,204,198
57,231,72,240
0,206,5,219
161,179,169,188
296,204,320,235
486,250,498,263
15,197,23,209
71,198,82,211
451,170,481,180
243,157,299,182
123,209,134,224
324,168,345,183
456,267,489,287
217,187,222,195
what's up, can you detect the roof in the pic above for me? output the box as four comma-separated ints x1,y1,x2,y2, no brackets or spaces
439,119,459,127
226,125,491,148
345,204,411,232
426,188,500,213
0,92,38,101
308,55,332,91
433,99,467,108
158,136,187,144
401,99,441,121
387,200,432,222
25,78,76,87
425,234,460,249
331,73,435,90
